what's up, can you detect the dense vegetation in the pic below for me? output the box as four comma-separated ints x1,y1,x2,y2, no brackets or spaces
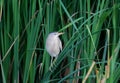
0,0,120,83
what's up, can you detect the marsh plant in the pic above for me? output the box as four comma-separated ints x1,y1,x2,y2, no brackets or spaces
0,0,120,83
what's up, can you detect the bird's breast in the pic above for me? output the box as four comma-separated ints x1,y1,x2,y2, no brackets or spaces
46,37,61,57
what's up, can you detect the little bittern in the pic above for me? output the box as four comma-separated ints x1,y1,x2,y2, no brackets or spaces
46,32,63,70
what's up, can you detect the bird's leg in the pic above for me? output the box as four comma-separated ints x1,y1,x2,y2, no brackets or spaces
49,57,53,71
52,56,58,67
51,57,53,67
49,56,58,72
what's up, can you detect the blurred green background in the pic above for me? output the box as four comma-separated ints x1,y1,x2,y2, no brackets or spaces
0,0,120,83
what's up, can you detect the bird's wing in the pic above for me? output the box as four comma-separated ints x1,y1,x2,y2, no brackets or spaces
58,38,62,51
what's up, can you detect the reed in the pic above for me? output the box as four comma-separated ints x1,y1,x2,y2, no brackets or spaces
0,0,120,83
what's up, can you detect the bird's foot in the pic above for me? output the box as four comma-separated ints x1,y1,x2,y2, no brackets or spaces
49,62,54,72
49,62,57,72
49,66,53,72
52,59,57,67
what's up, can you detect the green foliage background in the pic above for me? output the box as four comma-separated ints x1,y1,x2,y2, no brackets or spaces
0,0,120,83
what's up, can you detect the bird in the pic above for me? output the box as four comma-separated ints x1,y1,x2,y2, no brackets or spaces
45,32,63,70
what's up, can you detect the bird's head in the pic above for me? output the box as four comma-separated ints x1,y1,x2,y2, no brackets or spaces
50,32,64,37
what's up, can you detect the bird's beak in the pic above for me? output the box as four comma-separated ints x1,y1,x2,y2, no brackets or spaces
58,32,64,36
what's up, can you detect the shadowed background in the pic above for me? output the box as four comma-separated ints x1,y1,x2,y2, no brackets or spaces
0,0,120,83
